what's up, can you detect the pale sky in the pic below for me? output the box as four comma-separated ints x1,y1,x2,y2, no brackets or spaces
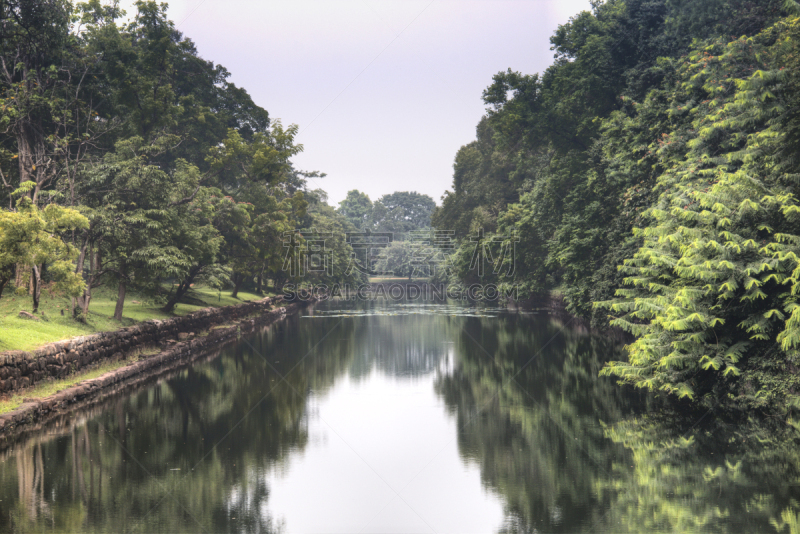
118,0,592,206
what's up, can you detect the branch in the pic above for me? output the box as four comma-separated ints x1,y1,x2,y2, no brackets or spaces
0,166,10,188
169,185,200,207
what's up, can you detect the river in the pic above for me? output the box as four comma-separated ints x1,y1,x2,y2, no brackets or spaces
1,298,799,533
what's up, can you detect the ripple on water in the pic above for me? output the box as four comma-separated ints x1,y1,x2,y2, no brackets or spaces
302,304,506,318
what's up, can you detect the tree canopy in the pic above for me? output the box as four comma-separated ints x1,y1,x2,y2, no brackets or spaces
433,0,800,410
0,0,364,323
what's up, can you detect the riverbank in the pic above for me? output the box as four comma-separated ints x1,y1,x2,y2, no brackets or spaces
0,285,272,352
0,296,312,438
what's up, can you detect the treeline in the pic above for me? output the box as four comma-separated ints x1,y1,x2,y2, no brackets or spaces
336,189,440,279
337,189,436,234
0,0,366,320
433,0,800,409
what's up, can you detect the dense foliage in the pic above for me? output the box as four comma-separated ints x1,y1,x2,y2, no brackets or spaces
0,0,366,320
337,189,436,235
433,0,800,409
337,189,438,278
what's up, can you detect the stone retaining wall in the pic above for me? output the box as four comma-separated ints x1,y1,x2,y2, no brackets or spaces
0,298,312,437
0,296,285,394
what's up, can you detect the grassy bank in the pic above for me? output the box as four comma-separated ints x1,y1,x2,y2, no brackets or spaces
0,347,163,414
0,285,272,352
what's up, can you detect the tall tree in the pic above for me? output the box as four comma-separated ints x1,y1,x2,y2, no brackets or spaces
372,191,436,235
599,18,800,406
337,189,373,231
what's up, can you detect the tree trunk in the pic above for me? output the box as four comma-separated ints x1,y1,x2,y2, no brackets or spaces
0,265,12,298
256,268,264,295
31,265,41,313
114,261,128,321
231,272,243,299
0,276,10,298
74,278,94,320
73,240,99,319
274,272,287,291
163,266,199,312
18,119,50,204
15,263,34,295
72,240,88,318
113,278,126,321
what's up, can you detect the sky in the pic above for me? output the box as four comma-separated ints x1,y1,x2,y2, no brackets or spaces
118,0,592,206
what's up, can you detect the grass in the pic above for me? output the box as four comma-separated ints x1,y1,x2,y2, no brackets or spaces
0,284,273,352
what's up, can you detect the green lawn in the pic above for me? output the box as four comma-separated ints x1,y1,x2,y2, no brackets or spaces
0,284,272,352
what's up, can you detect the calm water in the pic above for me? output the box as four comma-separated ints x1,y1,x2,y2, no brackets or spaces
1,299,799,533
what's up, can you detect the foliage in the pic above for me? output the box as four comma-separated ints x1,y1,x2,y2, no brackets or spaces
0,0,358,333
337,189,373,231
598,18,800,406
374,240,418,279
433,0,799,408
371,190,436,234
0,197,88,311
336,189,436,237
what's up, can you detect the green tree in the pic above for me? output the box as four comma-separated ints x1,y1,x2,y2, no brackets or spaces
374,240,418,280
598,17,800,407
0,0,120,206
337,189,373,231
0,195,88,312
84,137,198,320
205,124,306,297
372,191,436,235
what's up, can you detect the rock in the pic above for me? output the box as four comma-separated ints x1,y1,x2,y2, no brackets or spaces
18,311,40,321
178,332,189,341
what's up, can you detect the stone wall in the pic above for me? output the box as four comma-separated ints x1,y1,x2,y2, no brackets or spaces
0,297,313,436
0,296,287,394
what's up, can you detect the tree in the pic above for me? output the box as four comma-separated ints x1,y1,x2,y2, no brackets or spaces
433,0,789,320
0,195,88,312
0,0,117,206
374,240,418,280
598,18,800,406
0,0,362,324
84,136,197,320
206,124,306,298
159,189,227,312
372,191,436,235
336,189,373,231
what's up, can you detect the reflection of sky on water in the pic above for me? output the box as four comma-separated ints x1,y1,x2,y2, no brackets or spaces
264,370,505,533
304,303,506,318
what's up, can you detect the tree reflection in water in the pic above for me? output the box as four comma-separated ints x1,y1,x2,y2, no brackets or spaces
435,313,800,533
2,301,800,533
0,313,358,533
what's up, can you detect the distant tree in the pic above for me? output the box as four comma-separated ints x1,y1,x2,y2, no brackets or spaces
372,191,436,235
374,240,418,280
337,190,373,231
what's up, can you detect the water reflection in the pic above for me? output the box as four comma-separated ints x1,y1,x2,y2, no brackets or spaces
0,313,357,533
433,311,800,533
0,299,799,533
